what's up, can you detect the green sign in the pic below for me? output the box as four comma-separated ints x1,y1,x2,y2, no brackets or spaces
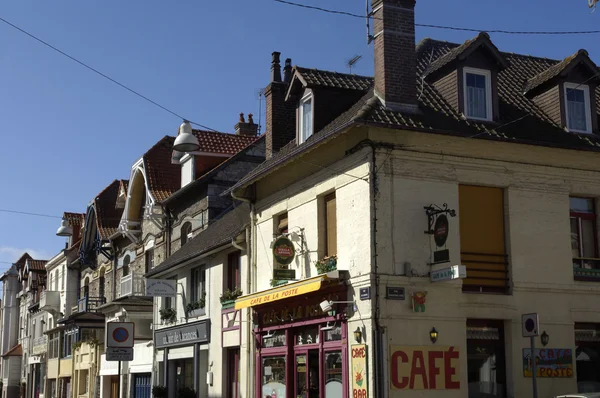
272,236,295,265
273,268,296,280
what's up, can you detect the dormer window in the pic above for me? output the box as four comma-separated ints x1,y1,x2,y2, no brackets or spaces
564,83,592,134
299,92,313,144
463,67,492,121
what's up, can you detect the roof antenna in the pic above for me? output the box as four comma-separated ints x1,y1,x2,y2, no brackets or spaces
366,0,374,44
347,55,362,74
255,88,265,134
590,0,597,12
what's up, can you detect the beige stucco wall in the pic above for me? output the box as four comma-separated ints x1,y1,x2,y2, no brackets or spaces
372,127,600,398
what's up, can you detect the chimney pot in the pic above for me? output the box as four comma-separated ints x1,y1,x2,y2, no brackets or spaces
372,0,418,112
235,112,258,137
248,114,254,124
239,113,245,123
283,58,293,83
271,51,282,83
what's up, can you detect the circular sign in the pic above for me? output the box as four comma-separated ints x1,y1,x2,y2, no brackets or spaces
272,236,295,265
433,214,449,247
113,327,129,343
525,318,535,333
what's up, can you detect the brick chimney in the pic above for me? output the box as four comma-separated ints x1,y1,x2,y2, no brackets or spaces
372,0,418,112
265,52,296,159
235,113,258,136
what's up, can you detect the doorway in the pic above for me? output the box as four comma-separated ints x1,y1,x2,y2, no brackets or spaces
467,319,507,398
295,350,320,398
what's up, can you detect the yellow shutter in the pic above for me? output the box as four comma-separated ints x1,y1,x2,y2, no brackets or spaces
458,185,508,291
325,193,337,257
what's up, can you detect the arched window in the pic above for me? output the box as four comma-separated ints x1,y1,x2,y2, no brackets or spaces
123,255,131,277
99,269,105,298
82,277,90,299
181,222,192,246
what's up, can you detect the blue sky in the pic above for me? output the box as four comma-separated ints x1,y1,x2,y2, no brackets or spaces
0,0,598,270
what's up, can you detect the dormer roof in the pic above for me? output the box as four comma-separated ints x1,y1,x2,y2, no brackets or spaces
524,49,600,94
424,32,509,78
286,67,372,100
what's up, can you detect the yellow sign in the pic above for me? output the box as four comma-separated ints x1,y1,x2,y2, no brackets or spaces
352,344,368,398
234,276,325,310
390,346,460,390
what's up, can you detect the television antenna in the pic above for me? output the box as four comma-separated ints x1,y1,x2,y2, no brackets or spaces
255,88,265,134
346,55,362,74
590,0,598,10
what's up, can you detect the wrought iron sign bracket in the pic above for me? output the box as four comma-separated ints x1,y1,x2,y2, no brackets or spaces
424,203,456,235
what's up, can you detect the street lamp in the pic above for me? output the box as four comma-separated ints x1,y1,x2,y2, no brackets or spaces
56,219,73,237
173,121,200,152
430,327,438,343
541,331,549,347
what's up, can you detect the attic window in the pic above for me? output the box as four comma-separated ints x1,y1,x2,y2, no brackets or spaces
564,83,592,134
463,67,492,121
299,92,313,144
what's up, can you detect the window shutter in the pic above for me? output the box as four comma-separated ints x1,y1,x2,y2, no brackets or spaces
325,193,337,256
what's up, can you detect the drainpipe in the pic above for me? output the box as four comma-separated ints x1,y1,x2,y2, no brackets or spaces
231,190,255,398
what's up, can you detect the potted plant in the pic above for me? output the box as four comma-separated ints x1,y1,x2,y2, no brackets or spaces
71,341,82,353
220,287,243,309
159,308,177,324
315,255,337,275
186,292,206,317
178,387,196,398
152,385,167,398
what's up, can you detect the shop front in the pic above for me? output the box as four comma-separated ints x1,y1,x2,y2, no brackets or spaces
235,274,349,398
154,319,210,398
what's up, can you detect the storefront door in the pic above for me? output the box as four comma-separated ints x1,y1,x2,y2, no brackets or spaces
295,349,320,398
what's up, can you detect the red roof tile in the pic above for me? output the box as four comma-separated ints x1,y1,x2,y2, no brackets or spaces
94,180,124,239
192,130,258,156
2,344,22,357
64,212,85,226
26,259,48,271
143,136,181,202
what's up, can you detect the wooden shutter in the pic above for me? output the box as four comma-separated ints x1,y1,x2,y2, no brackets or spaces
458,185,508,292
325,193,337,256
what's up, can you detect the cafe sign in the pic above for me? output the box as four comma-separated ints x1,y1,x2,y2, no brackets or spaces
352,344,368,398
272,236,295,265
523,348,573,378
154,320,210,349
390,346,460,390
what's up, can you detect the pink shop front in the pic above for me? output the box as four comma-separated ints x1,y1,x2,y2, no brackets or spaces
250,283,349,398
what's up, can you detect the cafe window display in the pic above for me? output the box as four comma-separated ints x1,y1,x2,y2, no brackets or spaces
256,288,348,398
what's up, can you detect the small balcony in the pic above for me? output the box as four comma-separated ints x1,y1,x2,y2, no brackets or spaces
119,271,146,298
77,296,106,313
573,258,600,281
40,291,61,313
31,335,47,355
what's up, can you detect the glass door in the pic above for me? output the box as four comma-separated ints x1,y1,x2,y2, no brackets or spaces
324,350,343,398
295,350,320,398
262,356,287,398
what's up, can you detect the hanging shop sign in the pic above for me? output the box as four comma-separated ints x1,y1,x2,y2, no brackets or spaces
272,236,296,265
424,203,456,264
390,346,460,390
154,320,211,349
145,279,177,297
522,348,573,378
352,345,368,398
273,268,296,280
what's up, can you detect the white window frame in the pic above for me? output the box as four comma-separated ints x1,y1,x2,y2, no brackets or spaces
564,82,592,134
463,67,493,121
298,91,314,144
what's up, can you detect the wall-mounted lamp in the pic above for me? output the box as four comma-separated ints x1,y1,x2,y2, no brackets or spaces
429,327,438,344
354,327,362,343
319,300,355,313
541,331,549,347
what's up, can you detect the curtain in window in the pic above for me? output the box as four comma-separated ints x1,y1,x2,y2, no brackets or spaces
466,73,487,119
567,88,587,131
302,99,312,141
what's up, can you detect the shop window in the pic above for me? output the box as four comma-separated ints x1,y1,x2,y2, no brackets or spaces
296,326,319,346
459,185,508,293
570,197,600,276
324,351,343,397
227,251,241,292
324,193,337,257
262,356,286,398
466,320,507,398
262,331,286,348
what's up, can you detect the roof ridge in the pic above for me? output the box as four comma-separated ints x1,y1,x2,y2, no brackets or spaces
295,66,373,80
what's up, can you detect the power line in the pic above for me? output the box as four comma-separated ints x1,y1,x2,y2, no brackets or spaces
272,0,600,35
0,208,62,219
0,16,218,132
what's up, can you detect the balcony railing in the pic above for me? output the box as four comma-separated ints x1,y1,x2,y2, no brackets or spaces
461,252,509,294
32,335,48,355
573,259,600,281
77,296,106,313
40,291,61,313
119,272,146,298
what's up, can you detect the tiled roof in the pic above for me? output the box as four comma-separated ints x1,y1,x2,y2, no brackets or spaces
231,35,600,192
64,212,85,226
2,344,22,357
424,32,508,77
27,259,47,271
119,179,129,195
192,130,259,156
94,180,123,239
294,67,373,91
14,253,32,269
145,203,250,277
143,136,180,202
523,49,594,93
